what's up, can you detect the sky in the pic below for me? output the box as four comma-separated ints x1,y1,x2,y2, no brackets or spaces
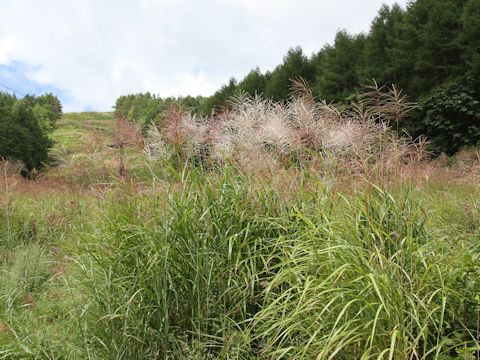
0,0,408,112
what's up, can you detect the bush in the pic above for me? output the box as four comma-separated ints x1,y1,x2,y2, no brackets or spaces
412,79,480,154
29,93,63,133
0,92,59,172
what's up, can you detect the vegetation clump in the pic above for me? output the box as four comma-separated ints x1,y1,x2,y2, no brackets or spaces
0,92,62,172
143,80,423,181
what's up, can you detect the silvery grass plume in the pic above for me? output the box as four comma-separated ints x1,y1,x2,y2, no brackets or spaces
160,104,188,154
143,80,422,178
213,94,278,170
175,112,209,159
259,102,294,156
358,79,417,135
146,104,210,161
144,124,169,160
286,81,329,153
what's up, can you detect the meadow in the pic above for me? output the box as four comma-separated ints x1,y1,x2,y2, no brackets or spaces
0,88,479,359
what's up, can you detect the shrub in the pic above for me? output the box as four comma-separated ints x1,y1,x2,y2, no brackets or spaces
30,93,63,133
413,79,480,155
0,92,57,172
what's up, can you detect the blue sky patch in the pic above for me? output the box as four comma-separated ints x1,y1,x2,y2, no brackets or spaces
0,61,69,102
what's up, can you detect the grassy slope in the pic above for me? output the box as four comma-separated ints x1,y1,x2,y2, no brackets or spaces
52,112,114,153
0,113,117,357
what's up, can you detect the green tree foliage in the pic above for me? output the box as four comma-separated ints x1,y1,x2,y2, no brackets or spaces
413,79,480,155
405,0,465,96
460,0,480,78
316,31,365,101
114,93,205,128
265,47,314,101
237,67,269,97
114,92,165,126
383,5,416,92
179,95,205,112
22,93,62,133
360,4,405,85
0,92,54,171
198,77,238,115
310,49,326,98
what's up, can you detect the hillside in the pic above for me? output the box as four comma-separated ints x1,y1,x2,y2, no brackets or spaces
0,100,479,358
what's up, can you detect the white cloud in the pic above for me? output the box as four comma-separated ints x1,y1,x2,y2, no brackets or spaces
0,0,407,111
0,36,15,64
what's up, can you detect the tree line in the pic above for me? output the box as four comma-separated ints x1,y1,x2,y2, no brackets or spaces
115,0,480,154
0,92,62,173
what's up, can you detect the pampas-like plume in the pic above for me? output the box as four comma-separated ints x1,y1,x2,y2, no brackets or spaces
144,124,169,160
144,80,422,180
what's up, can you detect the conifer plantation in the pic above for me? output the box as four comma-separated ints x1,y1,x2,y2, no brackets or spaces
1,0,479,358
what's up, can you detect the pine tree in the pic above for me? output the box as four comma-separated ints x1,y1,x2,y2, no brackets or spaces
408,0,465,94
311,49,326,98
265,47,314,101
317,31,365,102
199,78,238,115
460,0,480,78
238,67,268,96
0,93,53,172
360,4,406,86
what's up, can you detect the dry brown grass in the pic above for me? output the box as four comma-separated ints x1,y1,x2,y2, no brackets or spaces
0,321,8,334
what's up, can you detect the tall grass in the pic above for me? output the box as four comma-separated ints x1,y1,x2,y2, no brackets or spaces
73,166,289,358
253,187,464,359
143,81,427,185
66,166,478,359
